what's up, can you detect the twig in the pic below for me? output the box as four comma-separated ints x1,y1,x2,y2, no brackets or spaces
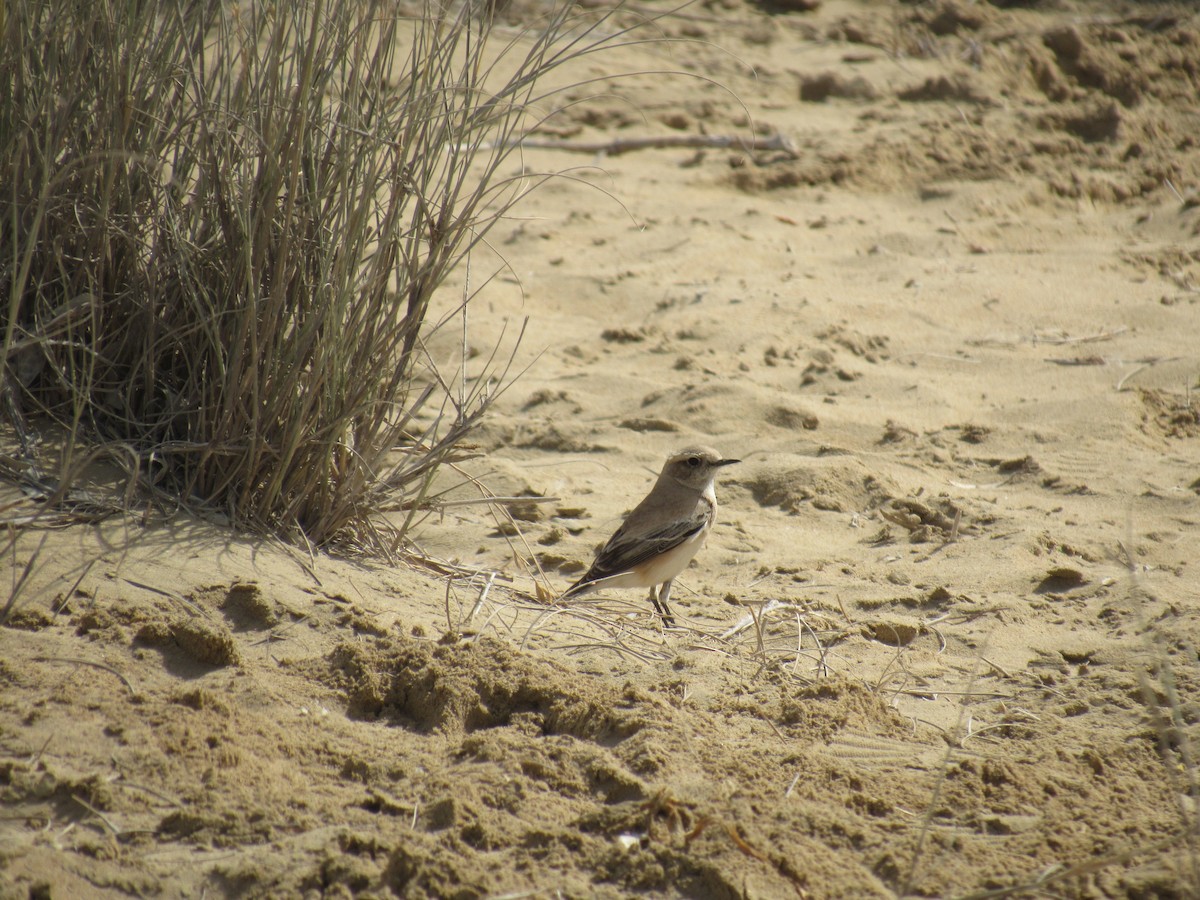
980,656,1011,679
835,593,854,623
113,779,183,808
795,611,831,679
121,578,207,617
1032,326,1127,345
928,624,947,653
32,734,53,766
944,211,987,254
33,656,136,694
784,771,802,798
444,577,456,632
1045,356,1107,366
2,530,48,625
421,495,561,509
465,572,496,626
1116,363,1151,391
53,559,95,615
894,688,1013,699
400,550,515,584
72,794,121,837
491,132,799,158
1113,355,1190,392
720,597,788,639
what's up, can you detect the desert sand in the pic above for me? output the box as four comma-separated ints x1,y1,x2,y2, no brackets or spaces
3,0,1200,897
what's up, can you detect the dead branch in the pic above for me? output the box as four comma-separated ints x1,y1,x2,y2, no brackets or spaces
494,132,799,158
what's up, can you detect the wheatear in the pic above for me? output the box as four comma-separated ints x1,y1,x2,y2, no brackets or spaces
561,446,739,627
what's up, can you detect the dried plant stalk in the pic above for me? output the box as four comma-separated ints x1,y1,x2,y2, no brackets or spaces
0,0,658,552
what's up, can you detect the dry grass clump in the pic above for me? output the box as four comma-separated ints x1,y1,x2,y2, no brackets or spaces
0,0,640,552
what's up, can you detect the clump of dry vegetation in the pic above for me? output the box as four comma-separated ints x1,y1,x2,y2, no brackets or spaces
0,0,636,552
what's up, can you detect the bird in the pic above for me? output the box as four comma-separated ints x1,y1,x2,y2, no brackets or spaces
561,446,739,627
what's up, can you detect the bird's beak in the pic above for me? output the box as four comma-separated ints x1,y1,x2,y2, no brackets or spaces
717,458,740,467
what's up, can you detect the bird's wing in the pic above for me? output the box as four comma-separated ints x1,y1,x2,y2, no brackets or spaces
567,500,711,592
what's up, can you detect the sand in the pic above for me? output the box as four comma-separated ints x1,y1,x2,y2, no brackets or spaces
3,0,1199,896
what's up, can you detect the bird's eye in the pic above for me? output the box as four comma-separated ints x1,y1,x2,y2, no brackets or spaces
687,456,701,467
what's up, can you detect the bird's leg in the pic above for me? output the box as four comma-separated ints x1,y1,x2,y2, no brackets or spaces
650,580,677,628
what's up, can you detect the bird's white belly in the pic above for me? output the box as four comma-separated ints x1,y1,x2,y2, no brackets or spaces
600,525,708,589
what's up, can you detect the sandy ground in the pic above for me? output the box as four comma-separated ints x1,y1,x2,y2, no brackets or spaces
3,0,1200,897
